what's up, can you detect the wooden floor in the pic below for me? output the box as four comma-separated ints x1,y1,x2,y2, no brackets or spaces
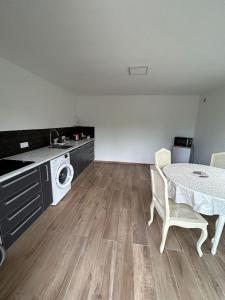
1,162,225,300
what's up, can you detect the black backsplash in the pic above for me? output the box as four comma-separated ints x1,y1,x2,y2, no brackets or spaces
0,126,95,159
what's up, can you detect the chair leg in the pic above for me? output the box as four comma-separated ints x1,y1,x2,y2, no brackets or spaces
148,201,155,227
197,226,208,257
160,223,169,253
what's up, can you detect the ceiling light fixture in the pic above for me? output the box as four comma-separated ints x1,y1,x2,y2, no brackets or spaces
128,66,148,76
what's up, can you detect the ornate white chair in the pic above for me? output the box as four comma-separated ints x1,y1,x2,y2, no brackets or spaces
155,148,171,169
148,165,208,257
210,152,225,169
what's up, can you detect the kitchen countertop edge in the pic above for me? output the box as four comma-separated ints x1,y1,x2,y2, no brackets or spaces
0,138,94,183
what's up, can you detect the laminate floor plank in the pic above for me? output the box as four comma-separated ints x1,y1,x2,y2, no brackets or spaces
99,241,117,300
100,186,113,210
130,164,140,191
122,186,132,210
110,164,123,190
139,166,152,213
121,164,133,190
140,185,151,213
98,163,114,189
72,187,105,237
203,254,225,298
103,189,122,241
133,244,156,300
185,252,225,300
14,235,86,300
168,251,204,300
112,209,134,300
132,188,148,245
87,239,116,300
63,205,107,300
146,215,180,300
47,187,93,237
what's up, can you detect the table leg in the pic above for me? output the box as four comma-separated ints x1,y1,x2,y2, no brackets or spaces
211,216,225,255
211,218,219,244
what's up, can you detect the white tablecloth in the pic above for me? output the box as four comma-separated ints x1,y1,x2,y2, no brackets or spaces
163,163,225,216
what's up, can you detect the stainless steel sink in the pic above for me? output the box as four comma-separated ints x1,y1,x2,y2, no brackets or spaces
48,144,73,149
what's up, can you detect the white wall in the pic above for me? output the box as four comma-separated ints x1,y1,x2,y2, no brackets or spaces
76,95,199,164
194,87,225,165
0,57,76,131
0,56,201,164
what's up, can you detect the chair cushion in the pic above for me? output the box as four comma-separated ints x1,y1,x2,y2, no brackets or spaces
169,198,208,224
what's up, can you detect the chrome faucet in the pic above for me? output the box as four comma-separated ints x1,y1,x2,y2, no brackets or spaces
50,129,60,145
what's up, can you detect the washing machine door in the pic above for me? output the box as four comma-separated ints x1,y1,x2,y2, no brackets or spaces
56,163,74,189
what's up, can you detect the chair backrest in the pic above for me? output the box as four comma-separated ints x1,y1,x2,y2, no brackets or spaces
210,152,225,169
150,165,170,221
155,148,171,169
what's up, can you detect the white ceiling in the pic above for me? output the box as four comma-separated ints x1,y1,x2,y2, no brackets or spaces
0,0,225,95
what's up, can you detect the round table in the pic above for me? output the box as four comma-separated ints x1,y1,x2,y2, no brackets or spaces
163,163,225,255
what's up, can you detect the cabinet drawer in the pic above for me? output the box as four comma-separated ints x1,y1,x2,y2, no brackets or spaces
82,144,94,156
0,180,41,220
87,150,94,157
86,147,94,156
87,141,94,147
0,168,40,202
1,193,42,235
2,205,43,249
82,141,94,150
85,141,94,149
87,152,94,162
88,156,94,163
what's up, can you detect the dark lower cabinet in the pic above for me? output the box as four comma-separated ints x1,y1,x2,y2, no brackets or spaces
0,167,44,249
83,141,95,168
70,149,81,182
0,163,53,250
40,162,53,210
70,140,94,182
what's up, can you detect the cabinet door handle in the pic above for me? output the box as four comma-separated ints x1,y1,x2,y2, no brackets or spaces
1,169,38,188
7,194,41,221
45,165,49,182
10,206,42,236
4,182,39,206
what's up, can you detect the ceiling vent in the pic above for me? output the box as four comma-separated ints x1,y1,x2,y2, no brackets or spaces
128,66,148,76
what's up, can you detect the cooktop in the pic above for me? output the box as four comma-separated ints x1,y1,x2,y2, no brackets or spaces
0,159,35,176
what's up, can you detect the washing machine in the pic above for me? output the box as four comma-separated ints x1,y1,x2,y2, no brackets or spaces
50,153,74,205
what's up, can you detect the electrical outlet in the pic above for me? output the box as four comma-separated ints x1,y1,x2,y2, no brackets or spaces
20,142,29,149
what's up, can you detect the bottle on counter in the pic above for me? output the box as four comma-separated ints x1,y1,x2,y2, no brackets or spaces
73,134,80,141
81,133,86,139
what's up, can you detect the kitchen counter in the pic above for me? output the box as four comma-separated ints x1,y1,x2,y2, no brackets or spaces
0,139,94,182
